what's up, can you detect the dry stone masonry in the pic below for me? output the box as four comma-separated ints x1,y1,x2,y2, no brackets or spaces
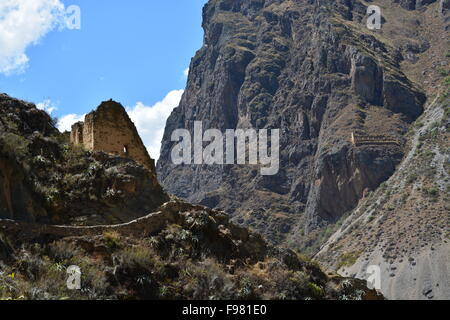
70,100,156,173
350,132,401,147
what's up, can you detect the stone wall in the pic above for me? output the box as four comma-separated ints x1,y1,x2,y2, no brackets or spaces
350,132,400,147
0,200,200,241
70,122,84,145
70,100,155,172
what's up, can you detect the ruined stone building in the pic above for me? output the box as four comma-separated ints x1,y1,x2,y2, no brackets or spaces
350,132,400,147
70,100,156,172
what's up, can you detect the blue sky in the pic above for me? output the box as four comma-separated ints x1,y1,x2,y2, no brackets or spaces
0,0,207,159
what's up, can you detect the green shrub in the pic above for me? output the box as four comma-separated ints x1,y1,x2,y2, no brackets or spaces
48,241,79,262
308,282,325,299
438,68,450,77
423,186,439,197
337,251,362,269
118,246,159,272
444,76,450,86
407,173,418,184
182,259,236,300
103,231,122,250
0,133,30,159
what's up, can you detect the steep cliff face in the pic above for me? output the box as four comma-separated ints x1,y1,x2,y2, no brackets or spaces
157,0,440,246
316,92,449,300
0,94,58,222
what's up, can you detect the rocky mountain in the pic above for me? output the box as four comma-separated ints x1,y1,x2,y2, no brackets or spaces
0,0,447,301
157,0,448,249
157,0,449,299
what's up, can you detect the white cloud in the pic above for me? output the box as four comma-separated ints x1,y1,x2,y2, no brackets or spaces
56,89,184,160
183,68,189,77
127,89,184,161
57,113,85,132
0,0,67,75
36,98,57,114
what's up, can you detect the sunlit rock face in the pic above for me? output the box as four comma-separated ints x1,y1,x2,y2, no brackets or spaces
157,0,427,245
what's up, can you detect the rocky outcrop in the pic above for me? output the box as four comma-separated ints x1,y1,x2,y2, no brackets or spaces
351,53,384,106
0,152,46,222
0,94,58,222
0,198,383,300
441,0,450,14
394,0,438,10
0,94,168,225
0,200,256,245
157,0,427,244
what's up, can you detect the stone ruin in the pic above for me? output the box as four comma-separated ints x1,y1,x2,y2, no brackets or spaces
350,132,400,147
70,100,156,172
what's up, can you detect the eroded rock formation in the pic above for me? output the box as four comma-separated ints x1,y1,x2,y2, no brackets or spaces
157,0,429,245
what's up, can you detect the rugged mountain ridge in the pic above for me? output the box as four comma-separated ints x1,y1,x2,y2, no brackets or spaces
0,0,447,300
157,0,450,299
157,0,449,248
